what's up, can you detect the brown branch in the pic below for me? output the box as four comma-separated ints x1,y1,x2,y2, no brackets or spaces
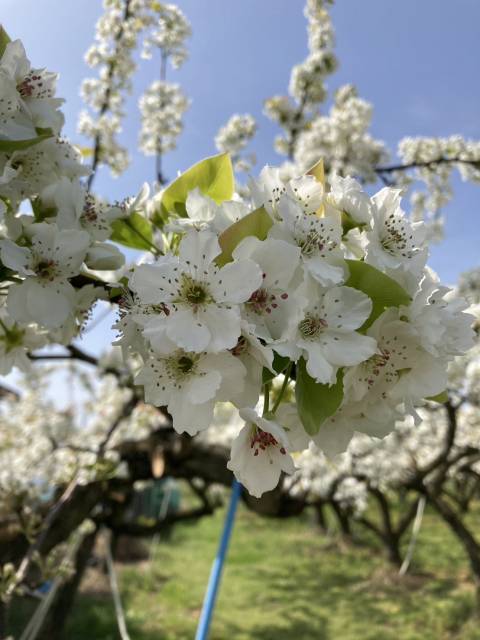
376,156,479,175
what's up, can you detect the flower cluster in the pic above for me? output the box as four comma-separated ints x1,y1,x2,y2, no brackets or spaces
215,114,257,173
390,136,480,242
138,81,189,157
294,85,388,180
0,37,131,364
79,0,191,178
264,0,338,158
116,163,474,497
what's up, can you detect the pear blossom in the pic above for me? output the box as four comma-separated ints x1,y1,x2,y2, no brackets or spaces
130,230,262,353
0,39,64,140
272,195,347,286
249,166,324,218
136,348,246,435
40,177,123,241
0,312,46,374
328,174,372,224
166,188,249,234
227,408,295,497
0,223,90,328
232,236,302,341
365,188,427,275
276,281,377,384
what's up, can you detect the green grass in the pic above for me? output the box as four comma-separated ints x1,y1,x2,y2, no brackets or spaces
9,501,480,639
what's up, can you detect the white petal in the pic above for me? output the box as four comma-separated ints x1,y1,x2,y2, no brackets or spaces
184,369,221,404
321,332,377,366
166,307,210,352
178,230,220,273
130,258,179,303
302,342,335,384
323,286,372,332
210,259,262,303
169,396,215,435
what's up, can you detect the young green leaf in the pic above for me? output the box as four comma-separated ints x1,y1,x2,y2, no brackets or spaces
155,152,234,226
111,213,155,252
0,25,11,58
426,390,448,404
0,130,54,153
216,206,272,266
262,352,291,384
345,260,411,329
295,358,344,435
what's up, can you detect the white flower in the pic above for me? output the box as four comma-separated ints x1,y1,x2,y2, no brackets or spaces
365,188,427,273
249,166,324,218
1,223,90,328
166,188,249,234
232,236,302,341
136,349,246,436
0,313,46,374
40,177,123,241
130,230,262,353
404,268,475,359
227,408,295,497
272,195,347,286
0,138,88,203
0,39,64,139
328,174,372,224
276,280,376,384
342,308,446,410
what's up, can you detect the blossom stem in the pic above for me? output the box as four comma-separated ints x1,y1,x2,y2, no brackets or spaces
124,219,163,256
271,363,293,414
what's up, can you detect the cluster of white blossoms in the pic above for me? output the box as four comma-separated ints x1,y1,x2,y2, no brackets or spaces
79,0,191,177
390,136,480,242
294,85,388,181
116,158,475,498
215,114,257,173
138,81,189,157
138,3,190,169
264,0,338,158
0,370,163,521
0,36,132,364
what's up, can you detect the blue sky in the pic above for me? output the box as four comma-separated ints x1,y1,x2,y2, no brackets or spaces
3,0,480,363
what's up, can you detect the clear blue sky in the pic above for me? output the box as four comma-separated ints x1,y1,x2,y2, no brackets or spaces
4,0,480,285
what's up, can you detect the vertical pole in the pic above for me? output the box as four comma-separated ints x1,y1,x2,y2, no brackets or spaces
195,480,242,640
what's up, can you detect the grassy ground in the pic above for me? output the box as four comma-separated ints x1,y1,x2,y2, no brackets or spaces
9,499,480,639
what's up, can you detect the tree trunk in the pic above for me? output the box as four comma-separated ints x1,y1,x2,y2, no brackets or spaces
0,602,7,640
37,528,98,640
329,501,352,539
428,493,480,611
314,502,327,532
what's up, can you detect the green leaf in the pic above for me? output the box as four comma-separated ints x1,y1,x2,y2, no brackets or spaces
262,352,291,384
0,130,53,153
341,211,366,236
216,206,273,266
295,359,344,435
345,260,411,329
155,153,234,226
0,25,11,58
111,212,155,252
426,390,448,404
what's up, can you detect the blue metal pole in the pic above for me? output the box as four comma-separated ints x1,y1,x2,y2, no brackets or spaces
195,479,242,640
